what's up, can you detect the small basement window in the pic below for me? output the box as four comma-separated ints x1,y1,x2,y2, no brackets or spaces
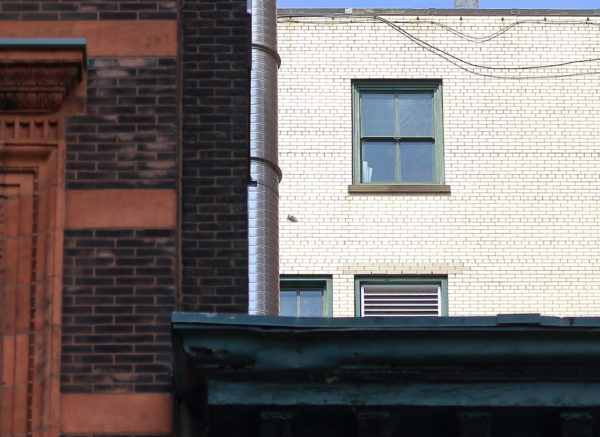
279,277,332,317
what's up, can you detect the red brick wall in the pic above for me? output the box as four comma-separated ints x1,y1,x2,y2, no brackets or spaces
1,0,251,434
0,1,176,20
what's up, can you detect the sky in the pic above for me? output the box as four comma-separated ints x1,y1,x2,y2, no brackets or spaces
277,0,600,9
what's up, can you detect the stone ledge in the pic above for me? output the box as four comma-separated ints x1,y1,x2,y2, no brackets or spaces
348,184,451,194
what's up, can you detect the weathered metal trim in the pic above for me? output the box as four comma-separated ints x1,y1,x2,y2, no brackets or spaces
0,37,86,48
0,38,88,64
172,313,600,369
206,380,600,407
172,314,600,409
172,312,592,328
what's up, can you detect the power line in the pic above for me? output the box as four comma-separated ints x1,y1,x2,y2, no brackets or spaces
279,15,600,43
398,18,600,43
278,14,600,79
375,16,600,71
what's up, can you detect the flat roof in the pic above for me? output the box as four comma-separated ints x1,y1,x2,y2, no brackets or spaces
278,8,600,16
173,312,600,328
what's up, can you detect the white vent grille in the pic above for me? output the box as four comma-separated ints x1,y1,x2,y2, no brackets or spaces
361,283,441,317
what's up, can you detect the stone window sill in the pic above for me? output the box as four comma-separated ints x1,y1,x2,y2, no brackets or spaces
348,184,451,194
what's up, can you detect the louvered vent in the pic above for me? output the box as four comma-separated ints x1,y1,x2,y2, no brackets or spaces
361,283,440,317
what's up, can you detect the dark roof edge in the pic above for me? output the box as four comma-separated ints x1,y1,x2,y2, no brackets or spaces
278,8,600,17
172,312,600,329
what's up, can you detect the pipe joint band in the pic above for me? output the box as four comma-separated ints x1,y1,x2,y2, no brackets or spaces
250,156,283,182
251,42,281,68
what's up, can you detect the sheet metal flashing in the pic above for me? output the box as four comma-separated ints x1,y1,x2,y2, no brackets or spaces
0,38,87,48
0,38,88,65
278,8,600,16
172,312,600,329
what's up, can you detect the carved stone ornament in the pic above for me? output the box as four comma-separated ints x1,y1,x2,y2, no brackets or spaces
0,61,83,113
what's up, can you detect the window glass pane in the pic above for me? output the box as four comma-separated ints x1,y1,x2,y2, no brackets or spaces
280,291,297,317
362,141,396,183
399,93,433,137
400,141,434,183
299,291,323,317
361,93,395,137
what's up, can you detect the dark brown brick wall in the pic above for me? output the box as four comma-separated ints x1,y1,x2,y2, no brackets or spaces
61,229,175,393
56,0,252,399
180,0,250,313
61,53,178,394
65,57,177,189
0,1,177,20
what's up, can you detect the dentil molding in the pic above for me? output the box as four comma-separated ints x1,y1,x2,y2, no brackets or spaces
0,41,86,113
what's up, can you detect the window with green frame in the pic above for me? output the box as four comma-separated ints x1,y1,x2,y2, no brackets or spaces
280,277,332,317
353,81,444,185
355,277,448,317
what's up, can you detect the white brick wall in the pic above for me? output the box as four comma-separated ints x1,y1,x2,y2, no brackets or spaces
277,13,600,317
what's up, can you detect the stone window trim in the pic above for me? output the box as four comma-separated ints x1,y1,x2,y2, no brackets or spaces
347,184,450,194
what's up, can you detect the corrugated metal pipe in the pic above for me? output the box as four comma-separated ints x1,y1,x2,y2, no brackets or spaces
248,0,281,315
454,0,479,7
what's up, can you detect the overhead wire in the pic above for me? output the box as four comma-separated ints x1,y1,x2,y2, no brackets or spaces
278,14,600,79
398,18,600,43
278,13,600,43
374,16,600,74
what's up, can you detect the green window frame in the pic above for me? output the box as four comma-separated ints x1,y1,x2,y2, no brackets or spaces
280,276,333,317
355,276,448,317
352,80,444,185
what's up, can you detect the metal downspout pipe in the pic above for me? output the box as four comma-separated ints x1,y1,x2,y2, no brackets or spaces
248,0,281,315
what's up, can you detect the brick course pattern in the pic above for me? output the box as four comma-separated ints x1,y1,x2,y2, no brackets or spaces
65,57,177,190
0,1,177,20
278,13,600,317
180,0,250,313
61,229,175,393
61,435,171,437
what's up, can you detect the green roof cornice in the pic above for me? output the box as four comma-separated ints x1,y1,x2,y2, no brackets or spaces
173,313,600,408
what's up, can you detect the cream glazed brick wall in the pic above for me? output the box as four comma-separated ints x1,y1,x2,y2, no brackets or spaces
277,12,600,317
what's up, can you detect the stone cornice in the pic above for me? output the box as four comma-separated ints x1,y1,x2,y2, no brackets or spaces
0,53,84,114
